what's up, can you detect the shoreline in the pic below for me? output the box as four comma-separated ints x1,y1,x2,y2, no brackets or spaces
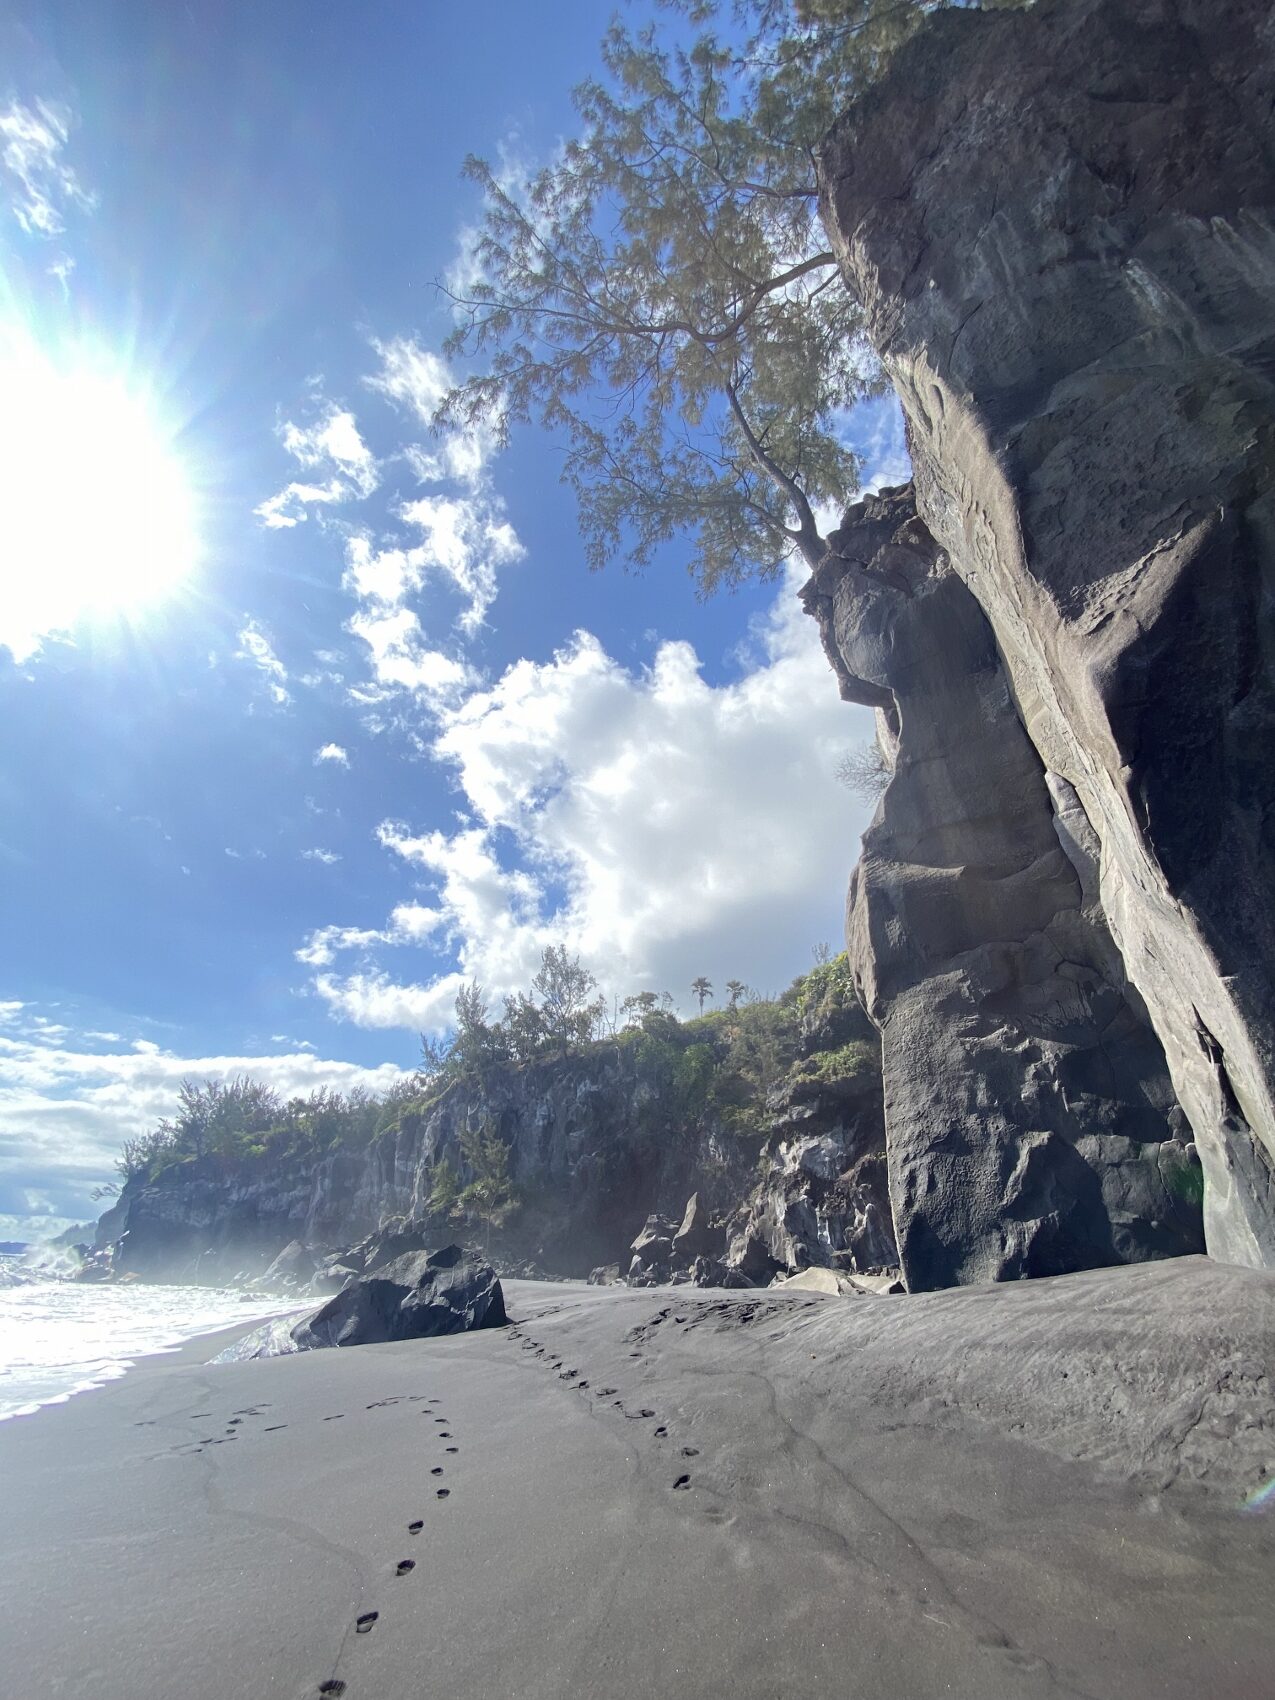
1,1258,1272,1698
0,1281,307,1426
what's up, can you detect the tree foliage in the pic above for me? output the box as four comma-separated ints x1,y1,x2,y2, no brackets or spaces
458,1118,518,1242
439,1,1027,591
111,955,878,1195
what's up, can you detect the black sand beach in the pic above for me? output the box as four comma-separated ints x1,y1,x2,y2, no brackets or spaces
3,1257,1273,1700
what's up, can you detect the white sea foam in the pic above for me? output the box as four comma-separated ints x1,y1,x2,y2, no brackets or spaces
0,1266,296,1420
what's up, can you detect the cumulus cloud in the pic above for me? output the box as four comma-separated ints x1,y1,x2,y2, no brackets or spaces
255,401,379,529
314,743,350,767
297,901,443,969
0,1026,409,1229
302,848,341,865
235,618,290,705
256,338,522,711
304,566,876,1031
0,99,95,239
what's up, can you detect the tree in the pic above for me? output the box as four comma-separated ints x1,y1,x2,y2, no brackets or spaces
725,979,748,1009
459,1119,518,1247
622,990,661,1027
836,739,890,801
502,991,548,1065
157,1076,284,1163
691,976,714,1014
439,2,1028,595
532,945,604,1053
429,1156,462,1221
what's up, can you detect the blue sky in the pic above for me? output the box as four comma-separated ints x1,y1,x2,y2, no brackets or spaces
0,1,905,1237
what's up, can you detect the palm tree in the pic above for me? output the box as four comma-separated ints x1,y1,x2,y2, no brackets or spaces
725,979,747,1010
691,977,713,1015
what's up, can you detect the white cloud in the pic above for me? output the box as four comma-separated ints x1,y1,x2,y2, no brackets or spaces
304,567,876,1031
314,742,350,767
0,99,95,239
235,618,290,705
344,602,474,701
0,1029,410,1225
255,401,378,529
296,901,442,969
302,848,341,865
364,337,451,429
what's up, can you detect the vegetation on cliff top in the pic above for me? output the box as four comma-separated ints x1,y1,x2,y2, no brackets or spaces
112,950,876,1194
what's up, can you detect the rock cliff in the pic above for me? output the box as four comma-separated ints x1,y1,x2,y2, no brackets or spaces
817,0,1275,1268
804,485,1204,1288
99,981,897,1288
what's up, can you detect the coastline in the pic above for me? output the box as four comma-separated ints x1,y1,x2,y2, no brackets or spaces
0,1283,307,1425
2,1260,1272,1699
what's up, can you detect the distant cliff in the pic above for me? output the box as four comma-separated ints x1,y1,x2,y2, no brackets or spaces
814,0,1275,1277
95,959,896,1288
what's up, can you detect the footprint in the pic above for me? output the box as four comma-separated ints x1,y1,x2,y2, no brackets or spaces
355,1612,378,1634
317,1681,346,1697
396,1559,416,1576
190,1412,211,1419
264,1424,287,1433
445,1446,458,1454
654,1425,668,1437
430,1467,444,1477
227,1418,243,1426
681,1447,699,1457
408,1520,424,1535
434,1417,447,1424
438,1431,452,1438
577,1379,590,1391
597,1388,616,1398
324,1414,344,1422
436,1488,450,1500
672,1475,691,1491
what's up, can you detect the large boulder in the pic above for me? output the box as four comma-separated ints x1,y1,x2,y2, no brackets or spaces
222,1246,505,1357
819,0,1275,1268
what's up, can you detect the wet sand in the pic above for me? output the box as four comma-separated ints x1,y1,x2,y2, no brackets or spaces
2,1256,1272,1699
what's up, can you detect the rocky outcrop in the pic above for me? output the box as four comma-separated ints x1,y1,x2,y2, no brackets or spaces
98,999,893,1288
294,1246,506,1350
818,0,1275,1267
725,1059,897,1281
804,485,1205,1288
221,1245,505,1357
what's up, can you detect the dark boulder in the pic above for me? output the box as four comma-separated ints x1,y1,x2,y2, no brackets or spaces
223,1245,505,1358
295,1245,505,1349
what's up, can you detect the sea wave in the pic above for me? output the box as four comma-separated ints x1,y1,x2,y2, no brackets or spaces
0,1265,297,1420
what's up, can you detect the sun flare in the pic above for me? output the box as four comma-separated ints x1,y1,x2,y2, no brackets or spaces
0,332,198,661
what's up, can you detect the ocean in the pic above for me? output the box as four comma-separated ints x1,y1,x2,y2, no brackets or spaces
0,1261,295,1421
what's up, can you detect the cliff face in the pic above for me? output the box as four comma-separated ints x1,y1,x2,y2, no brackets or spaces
105,1008,895,1287
803,485,1204,1288
818,0,1275,1267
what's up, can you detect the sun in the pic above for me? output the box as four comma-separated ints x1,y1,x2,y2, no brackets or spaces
0,332,198,661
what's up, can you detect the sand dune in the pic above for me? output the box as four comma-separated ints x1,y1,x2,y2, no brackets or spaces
2,1258,1272,1699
